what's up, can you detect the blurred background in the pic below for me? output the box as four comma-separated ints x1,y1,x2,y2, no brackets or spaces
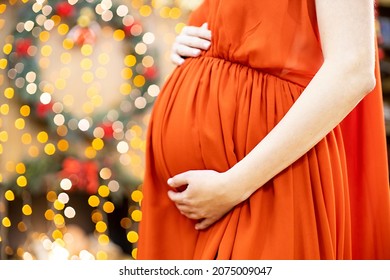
1,0,390,260
0,0,201,260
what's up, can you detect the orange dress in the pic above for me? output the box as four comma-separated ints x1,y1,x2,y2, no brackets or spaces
137,0,390,259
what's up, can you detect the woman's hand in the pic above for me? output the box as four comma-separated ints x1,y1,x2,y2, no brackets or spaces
171,23,212,65
167,170,244,230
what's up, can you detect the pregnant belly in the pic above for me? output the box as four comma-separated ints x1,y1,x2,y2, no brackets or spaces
148,56,303,182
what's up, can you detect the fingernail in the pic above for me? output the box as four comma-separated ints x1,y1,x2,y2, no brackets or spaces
193,49,201,55
167,178,173,186
203,41,211,49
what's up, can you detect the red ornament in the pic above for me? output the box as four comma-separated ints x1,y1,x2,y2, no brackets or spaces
15,38,32,57
59,157,99,194
69,26,97,46
55,2,75,18
123,21,142,36
98,122,114,139
144,66,158,80
36,102,53,118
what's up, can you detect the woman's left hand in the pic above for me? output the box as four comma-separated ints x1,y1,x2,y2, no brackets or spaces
167,170,243,230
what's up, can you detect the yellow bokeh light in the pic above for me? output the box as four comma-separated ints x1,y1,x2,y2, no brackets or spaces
81,44,93,56
98,185,110,197
15,163,26,174
133,75,145,87
113,29,125,41
55,78,66,90
175,22,186,34
92,138,104,151
2,217,11,228
62,38,74,50
58,23,69,35
159,7,170,18
45,209,55,220
3,43,12,55
16,175,27,187
46,190,57,202
169,7,182,19
91,211,103,223
98,53,110,65
0,4,7,14
22,204,33,216
131,190,143,202
28,146,40,157
88,195,100,207
80,58,93,70
98,234,110,245
21,133,32,144
41,45,53,57
54,200,65,211
0,131,8,142
82,71,94,83
5,190,15,201
0,58,7,69
20,105,31,117
52,229,63,240
132,248,137,259
53,214,65,226
4,87,14,99
57,139,69,152
37,131,49,143
124,55,136,67
131,209,142,222
96,251,108,260
0,104,9,115
85,146,97,159
44,143,56,155
127,231,138,243
95,221,107,233
121,68,133,79
61,52,72,64
51,15,61,25
102,201,115,213
15,118,25,130
39,31,50,42
120,83,132,95
139,5,152,17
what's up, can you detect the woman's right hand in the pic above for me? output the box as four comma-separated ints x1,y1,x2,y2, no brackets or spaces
171,23,212,65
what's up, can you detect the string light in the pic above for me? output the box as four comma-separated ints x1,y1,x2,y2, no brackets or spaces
0,0,199,260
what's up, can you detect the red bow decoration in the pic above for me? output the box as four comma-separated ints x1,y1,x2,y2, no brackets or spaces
59,157,99,194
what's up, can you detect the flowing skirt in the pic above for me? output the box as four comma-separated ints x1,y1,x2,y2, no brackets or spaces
137,55,353,259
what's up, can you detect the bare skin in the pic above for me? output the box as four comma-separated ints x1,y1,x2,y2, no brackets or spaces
167,0,377,230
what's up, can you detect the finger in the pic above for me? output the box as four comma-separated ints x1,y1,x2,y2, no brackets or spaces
195,218,214,230
167,171,193,188
170,52,185,65
180,211,201,220
172,42,202,57
176,35,211,51
167,190,185,203
182,25,212,41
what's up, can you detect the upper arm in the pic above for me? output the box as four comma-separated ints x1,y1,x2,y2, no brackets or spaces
315,0,375,66
315,0,376,91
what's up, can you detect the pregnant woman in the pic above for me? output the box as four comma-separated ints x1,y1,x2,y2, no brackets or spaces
137,0,390,259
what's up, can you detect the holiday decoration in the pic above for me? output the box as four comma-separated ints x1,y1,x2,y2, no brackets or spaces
1,0,160,260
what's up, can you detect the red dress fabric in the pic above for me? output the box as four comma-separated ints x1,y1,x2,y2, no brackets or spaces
137,0,390,259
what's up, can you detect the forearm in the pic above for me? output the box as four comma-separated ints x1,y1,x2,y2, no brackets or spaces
227,59,376,202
